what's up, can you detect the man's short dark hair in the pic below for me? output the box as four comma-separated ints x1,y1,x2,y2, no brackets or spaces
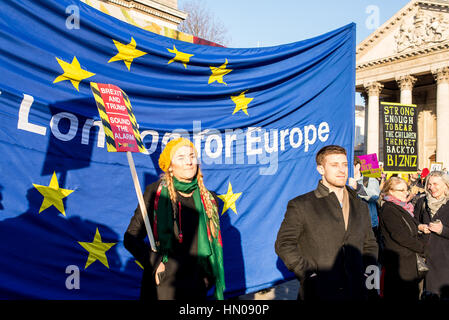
316,145,347,166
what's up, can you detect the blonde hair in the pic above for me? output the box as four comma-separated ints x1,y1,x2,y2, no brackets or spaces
381,176,407,200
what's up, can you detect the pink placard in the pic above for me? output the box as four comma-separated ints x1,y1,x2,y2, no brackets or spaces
358,153,381,178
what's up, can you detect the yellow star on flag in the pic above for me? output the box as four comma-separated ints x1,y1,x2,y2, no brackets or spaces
231,90,253,116
33,172,74,216
167,45,194,68
218,182,242,215
53,56,95,91
209,58,232,85
108,37,147,70
78,228,117,269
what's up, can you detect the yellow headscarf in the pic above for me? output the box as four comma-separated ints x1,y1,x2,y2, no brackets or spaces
158,137,197,172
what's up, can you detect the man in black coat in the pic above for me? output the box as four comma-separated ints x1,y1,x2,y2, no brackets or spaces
275,145,378,301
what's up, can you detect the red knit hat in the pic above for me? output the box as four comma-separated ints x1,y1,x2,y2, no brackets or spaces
421,168,430,178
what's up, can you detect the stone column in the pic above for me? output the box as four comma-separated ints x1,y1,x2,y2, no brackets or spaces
364,82,383,156
433,67,449,167
396,75,417,105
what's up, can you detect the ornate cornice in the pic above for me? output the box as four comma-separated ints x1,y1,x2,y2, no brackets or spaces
421,0,449,7
107,0,187,24
356,42,449,70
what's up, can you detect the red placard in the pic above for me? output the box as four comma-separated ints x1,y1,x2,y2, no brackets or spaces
96,83,139,152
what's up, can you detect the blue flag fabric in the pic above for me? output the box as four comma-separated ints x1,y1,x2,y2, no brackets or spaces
0,0,355,299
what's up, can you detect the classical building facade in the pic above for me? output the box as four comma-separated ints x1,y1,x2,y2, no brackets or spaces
82,0,222,46
356,0,449,170
82,0,187,32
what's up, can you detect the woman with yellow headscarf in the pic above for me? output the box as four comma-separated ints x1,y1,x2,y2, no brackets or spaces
124,138,225,300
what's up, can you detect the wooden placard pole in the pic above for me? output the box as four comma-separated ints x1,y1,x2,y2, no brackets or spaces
126,151,157,252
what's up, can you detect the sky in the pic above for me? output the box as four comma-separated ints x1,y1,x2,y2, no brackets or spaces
178,0,411,48
178,0,412,104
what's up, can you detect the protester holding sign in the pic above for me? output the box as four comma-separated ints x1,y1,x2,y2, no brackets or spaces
349,156,381,231
407,171,425,206
124,138,225,300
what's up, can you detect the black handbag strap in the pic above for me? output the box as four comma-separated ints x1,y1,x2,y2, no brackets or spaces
400,214,413,236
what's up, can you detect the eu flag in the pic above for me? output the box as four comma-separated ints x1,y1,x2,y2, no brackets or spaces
0,0,355,298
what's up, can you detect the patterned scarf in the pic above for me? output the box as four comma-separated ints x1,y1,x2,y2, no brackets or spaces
384,194,414,217
155,177,225,300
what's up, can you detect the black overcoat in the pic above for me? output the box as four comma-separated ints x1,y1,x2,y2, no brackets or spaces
378,201,426,299
275,181,378,301
415,197,449,298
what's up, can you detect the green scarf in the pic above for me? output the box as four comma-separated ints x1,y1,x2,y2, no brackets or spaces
155,177,225,300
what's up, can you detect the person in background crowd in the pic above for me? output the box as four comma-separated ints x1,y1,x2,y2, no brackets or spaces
407,170,425,206
409,170,424,189
377,162,386,189
378,162,384,174
349,156,381,240
420,168,430,186
414,171,449,300
124,138,225,300
378,177,428,300
411,168,431,208
275,145,378,301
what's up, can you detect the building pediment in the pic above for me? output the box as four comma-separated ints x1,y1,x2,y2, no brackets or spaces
357,0,449,67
